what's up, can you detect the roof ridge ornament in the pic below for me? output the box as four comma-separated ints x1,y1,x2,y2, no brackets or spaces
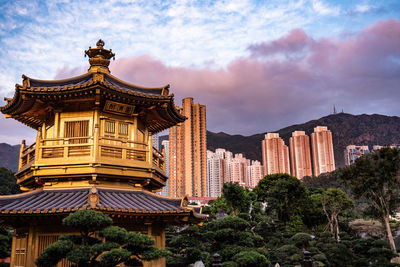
88,187,100,208
85,39,115,74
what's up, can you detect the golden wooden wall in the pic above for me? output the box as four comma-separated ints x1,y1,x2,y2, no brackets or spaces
10,224,166,267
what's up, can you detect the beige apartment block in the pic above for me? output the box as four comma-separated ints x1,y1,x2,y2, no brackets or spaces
169,97,207,197
228,153,249,186
311,126,335,176
289,131,312,179
261,133,290,175
247,160,264,188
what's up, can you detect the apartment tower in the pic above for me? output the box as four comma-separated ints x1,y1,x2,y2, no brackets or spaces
206,150,226,197
261,133,290,175
344,145,369,166
169,97,207,197
247,160,264,188
228,153,249,186
311,126,335,176
289,131,312,179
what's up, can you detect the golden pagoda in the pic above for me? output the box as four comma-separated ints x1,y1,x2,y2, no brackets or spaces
0,40,205,267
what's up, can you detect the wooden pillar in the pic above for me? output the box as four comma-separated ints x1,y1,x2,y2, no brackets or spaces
93,109,100,161
18,140,26,170
54,112,60,138
148,130,153,165
9,233,16,267
35,128,42,163
132,116,138,144
25,225,36,266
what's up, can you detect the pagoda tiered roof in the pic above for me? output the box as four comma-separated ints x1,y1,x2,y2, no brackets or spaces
1,40,186,133
21,72,169,96
1,71,184,133
0,186,205,223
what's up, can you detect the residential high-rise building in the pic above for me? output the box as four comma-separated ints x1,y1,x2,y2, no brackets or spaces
261,133,290,175
207,148,264,195
169,97,207,197
344,145,370,166
247,160,264,188
311,126,335,176
207,150,226,197
228,153,249,186
160,140,170,196
289,131,312,179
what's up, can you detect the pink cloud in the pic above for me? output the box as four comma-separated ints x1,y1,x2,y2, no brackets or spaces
55,19,400,135
248,29,313,57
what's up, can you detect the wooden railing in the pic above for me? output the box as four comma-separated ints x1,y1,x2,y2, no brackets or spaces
99,136,148,162
40,137,93,159
20,143,36,170
18,135,166,174
152,147,165,172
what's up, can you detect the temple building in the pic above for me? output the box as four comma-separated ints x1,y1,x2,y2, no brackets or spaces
0,40,205,267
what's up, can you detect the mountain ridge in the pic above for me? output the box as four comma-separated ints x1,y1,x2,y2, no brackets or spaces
1,113,400,171
207,113,400,168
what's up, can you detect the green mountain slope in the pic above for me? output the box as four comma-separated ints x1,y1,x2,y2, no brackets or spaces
0,144,20,172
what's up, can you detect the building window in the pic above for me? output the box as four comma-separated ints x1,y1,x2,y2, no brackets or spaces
64,120,89,143
104,120,116,137
118,122,129,138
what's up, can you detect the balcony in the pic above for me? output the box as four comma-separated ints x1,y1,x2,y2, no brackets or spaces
19,142,36,172
17,135,166,188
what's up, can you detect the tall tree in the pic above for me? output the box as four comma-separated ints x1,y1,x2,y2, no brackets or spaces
253,173,308,223
320,188,353,241
0,167,20,195
339,147,400,252
222,182,251,216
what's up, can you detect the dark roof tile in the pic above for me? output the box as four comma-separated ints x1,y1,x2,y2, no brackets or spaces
0,188,196,216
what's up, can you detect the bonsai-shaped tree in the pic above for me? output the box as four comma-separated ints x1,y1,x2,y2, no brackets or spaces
35,209,168,267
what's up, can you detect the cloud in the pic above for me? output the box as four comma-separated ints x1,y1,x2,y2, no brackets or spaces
0,0,356,97
355,4,374,13
248,29,313,58
311,0,341,16
1,1,399,141
57,19,400,135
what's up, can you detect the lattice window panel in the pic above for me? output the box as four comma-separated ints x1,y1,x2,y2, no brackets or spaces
104,120,116,137
64,120,89,144
118,122,129,137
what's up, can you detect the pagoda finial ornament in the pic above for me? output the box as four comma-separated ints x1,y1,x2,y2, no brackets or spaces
85,39,115,73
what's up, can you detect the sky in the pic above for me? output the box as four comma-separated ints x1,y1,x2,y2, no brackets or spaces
0,0,399,144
